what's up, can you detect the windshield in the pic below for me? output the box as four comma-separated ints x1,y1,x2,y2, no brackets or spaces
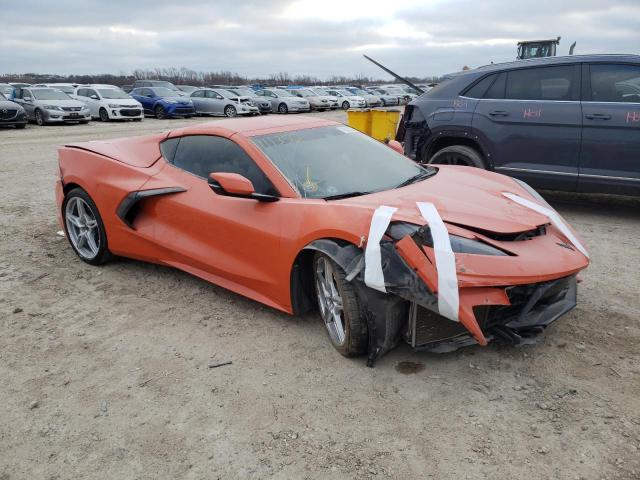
33,89,71,100
0,84,13,96
48,85,75,94
151,81,179,90
251,125,432,199
312,87,330,96
152,87,180,97
0,92,6,100
178,86,197,93
98,89,130,99
230,87,254,96
293,89,314,97
336,89,353,96
215,89,236,99
275,89,295,97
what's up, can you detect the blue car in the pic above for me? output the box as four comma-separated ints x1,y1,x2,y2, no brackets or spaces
129,87,196,119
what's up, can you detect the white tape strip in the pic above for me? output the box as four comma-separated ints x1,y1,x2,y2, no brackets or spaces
364,205,397,293
416,202,460,322
502,192,589,259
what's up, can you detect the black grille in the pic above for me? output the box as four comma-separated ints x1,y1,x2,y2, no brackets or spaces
62,106,81,112
120,109,141,117
174,107,194,115
411,305,469,347
0,109,17,119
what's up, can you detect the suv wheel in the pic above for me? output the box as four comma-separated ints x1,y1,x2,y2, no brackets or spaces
428,145,485,168
154,105,166,119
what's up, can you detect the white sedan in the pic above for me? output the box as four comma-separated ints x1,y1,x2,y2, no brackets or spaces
73,85,143,121
325,89,366,109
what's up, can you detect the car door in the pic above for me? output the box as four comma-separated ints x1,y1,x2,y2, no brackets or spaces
190,89,207,114
84,88,100,117
579,62,640,195
472,64,581,190
136,134,285,304
18,89,35,119
205,90,225,115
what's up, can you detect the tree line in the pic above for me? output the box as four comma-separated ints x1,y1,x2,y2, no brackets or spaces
1,67,442,87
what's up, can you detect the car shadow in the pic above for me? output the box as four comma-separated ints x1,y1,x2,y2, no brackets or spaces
540,190,640,221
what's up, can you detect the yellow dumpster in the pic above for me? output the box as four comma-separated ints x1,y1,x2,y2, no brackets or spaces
370,108,401,141
346,109,371,135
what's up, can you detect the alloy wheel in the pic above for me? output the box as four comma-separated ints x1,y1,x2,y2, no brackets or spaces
315,256,346,346
65,196,100,260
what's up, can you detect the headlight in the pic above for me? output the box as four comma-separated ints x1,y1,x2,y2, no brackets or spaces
43,105,62,111
165,99,178,104
108,103,121,108
386,222,507,256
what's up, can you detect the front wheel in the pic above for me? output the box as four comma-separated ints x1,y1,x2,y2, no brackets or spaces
427,145,485,168
63,188,112,265
278,103,288,114
224,105,237,117
154,105,166,119
35,109,45,126
341,101,350,110
99,108,109,122
313,252,367,357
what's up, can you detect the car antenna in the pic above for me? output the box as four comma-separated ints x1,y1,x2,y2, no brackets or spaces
362,54,424,94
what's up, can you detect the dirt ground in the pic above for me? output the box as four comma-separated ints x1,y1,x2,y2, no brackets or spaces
1,111,639,480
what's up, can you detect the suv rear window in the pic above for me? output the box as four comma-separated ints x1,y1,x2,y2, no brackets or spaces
590,64,640,103
463,74,497,98
505,66,573,101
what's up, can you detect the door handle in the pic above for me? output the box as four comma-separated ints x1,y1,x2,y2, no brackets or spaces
584,113,611,120
488,110,509,117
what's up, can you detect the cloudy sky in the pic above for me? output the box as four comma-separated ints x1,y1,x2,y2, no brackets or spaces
2,0,639,79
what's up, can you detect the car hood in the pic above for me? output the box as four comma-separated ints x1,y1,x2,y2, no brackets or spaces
36,99,86,108
160,97,192,103
340,166,550,234
347,96,365,101
0,99,23,110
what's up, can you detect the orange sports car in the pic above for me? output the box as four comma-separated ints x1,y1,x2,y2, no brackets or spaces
55,116,589,365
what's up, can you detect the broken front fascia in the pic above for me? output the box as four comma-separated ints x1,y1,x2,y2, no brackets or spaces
307,227,499,366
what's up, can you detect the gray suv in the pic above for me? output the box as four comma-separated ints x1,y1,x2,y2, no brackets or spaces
399,54,640,195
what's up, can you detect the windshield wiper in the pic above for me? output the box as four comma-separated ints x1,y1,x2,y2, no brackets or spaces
323,191,371,201
395,169,436,188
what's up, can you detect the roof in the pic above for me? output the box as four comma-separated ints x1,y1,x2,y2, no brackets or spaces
168,116,339,138
474,54,640,73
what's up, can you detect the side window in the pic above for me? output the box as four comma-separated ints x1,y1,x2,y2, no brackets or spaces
463,74,497,98
192,90,205,98
506,66,573,101
77,88,86,97
484,72,506,99
590,64,640,103
171,135,278,196
87,89,98,98
160,137,180,163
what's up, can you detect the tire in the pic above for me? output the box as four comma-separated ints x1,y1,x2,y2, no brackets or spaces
35,109,45,126
79,120,89,124
341,101,350,110
224,105,237,117
99,108,109,122
62,188,112,266
313,252,367,357
381,99,387,107
154,105,166,119
278,103,288,114
428,145,485,168
15,124,26,129
133,118,142,122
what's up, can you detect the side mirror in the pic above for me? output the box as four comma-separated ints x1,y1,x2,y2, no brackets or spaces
90,94,99,100
386,140,404,155
208,172,278,202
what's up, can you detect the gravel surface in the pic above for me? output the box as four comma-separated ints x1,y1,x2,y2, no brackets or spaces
1,112,639,479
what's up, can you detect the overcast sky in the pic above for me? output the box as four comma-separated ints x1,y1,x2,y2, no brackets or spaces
2,0,639,79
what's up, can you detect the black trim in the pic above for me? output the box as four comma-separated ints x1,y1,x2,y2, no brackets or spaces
117,187,186,228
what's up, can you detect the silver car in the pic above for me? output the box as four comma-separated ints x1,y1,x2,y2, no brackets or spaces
309,87,339,109
225,86,272,114
345,87,382,107
33,83,78,95
325,89,367,109
255,89,310,114
190,88,258,117
364,87,400,107
285,88,333,111
14,87,91,125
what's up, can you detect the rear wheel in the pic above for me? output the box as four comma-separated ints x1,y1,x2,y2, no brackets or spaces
99,108,109,122
224,105,237,117
428,145,485,168
154,105,166,119
63,188,111,265
313,252,367,357
278,103,288,114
